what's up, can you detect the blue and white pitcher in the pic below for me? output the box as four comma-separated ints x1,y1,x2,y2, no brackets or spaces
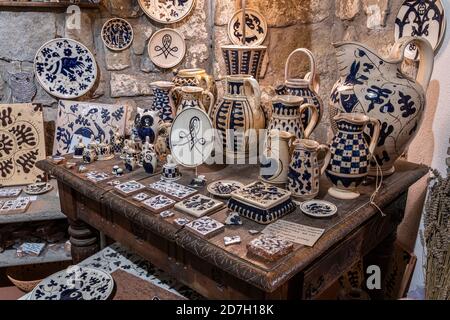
150,81,175,123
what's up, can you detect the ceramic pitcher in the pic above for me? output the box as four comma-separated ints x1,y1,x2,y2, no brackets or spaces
287,139,331,201
150,81,175,123
260,130,295,185
210,75,265,158
171,86,214,115
329,37,434,176
276,48,323,131
268,95,319,140
326,113,381,200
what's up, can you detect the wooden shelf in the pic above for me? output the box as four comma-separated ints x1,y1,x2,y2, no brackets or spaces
0,2,100,9
0,242,71,268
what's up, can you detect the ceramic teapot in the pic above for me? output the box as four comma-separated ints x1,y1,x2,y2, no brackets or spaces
171,86,214,115
141,137,157,174
326,113,381,200
276,48,323,131
150,81,176,123
329,37,434,176
134,107,161,144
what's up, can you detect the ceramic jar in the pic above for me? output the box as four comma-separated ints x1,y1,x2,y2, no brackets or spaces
287,139,331,201
260,130,295,185
161,155,181,181
210,75,265,158
326,113,381,200
141,137,158,174
171,86,214,115
329,37,434,176
275,48,323,132
73,137,85,159
82,139,98,164
150,81,176,123
134,108,161,144
268,95,319,140
221,45,267,81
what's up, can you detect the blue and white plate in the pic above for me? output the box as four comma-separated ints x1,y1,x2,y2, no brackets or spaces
101,18,134,51
138,0,195,24
300,200,337,218
34,38,98,99
29,266,114,300
228,9,268,46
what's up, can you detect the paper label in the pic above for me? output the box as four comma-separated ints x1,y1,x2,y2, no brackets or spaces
262,220,325,247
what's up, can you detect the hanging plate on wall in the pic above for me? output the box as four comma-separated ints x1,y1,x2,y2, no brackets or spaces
228,9,268,46
101,18,134,51
138,0,195,24
148,28,186,69
395,0,446,60
34,38,97,99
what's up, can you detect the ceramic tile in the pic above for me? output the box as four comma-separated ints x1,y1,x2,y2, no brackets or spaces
174,218,190,226
133,192,150,202
247,235,294,262
142,195,176,213
86,171,110,183
115,180,145,195
185,217,224,238
0,197,31,214
148,180,197,200
160,210,174,219
225,212,242,225
174,194,224,218
224,236,241,246
0,188,22,198
231,181,291,209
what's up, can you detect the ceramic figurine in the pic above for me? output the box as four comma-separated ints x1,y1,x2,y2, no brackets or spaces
326,113,381,200
134,107,161,144
287,139,331,201
141,137,158,174
161,155,181,181
155,122,171,162
171,86,214,115
120,139,130,160
124,153,138,172
329,37,434,176
73,136,85,159
123,140,140,172
111,126,125,155
221,45,267,81
260,130,295,185
267,95,319,141
210,75,265,158
112,165,120,176
275,48,323,132
82,138,98,164
96,138,114,161
150,81,176,123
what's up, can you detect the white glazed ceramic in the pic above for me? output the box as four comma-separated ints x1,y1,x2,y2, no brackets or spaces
101,18,134,51
207,180,244,198
138,0,195,24
300,200,338,218
227,9,268,46
148,28,186,69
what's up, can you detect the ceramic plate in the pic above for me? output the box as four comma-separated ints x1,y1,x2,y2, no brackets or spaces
138,0,195,24
101,18,134,51
228,9,268,46
34,38,97,99
395,0,446,60
231,181,291,209
300,200,338,218
24,182,53,195
148,28,186,69
30,266,114,300
207,180,244,198
170,107,214,168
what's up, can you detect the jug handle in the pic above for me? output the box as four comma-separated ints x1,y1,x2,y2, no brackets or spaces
391,36,434,92
285,48,317,88
202,90,215,117
169,86,182,110
367,118,381,157
244,77,261,113
288,135,297,156
318,144,331,176
299,103,319,139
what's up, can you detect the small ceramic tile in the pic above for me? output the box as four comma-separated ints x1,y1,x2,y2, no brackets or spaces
115,180,145,195
86,171,110,183
247,235,294,262
160,210,174,219
107,180,121,186
0,188,22,198
175,194,224,218
133,192,150,202
148,180,197,200
225,212,242,225
0,197,31,214
224,236,241,246
174,218,190,226
249,230,260,235
231,181,291,209
185,217,224,238
18,242,46,256
142,195,176,213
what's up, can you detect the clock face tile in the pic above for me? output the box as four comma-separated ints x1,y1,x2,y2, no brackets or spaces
185,217,224,238
142,195,176,213
174,194,224,218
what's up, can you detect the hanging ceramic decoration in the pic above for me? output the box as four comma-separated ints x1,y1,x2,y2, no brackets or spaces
30,266,114,300
300,200,338,218
34,38,97,99
138,0,195,24
0,104,46,187
395,0,446,60
170,107,214,168
148,28,186,69
207,180,244,199
228,9,268,46
101,18,134,51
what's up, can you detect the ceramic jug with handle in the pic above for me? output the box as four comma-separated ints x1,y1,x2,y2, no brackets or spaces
150,81,175,123
329,37,434,176
276,48,323,131
326,113,381,200
171,86,214,115
287,139,331,201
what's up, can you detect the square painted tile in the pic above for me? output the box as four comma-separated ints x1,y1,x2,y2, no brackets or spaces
115,180,145,195
185,217,224,238
142,195,176,213
174,194,224,218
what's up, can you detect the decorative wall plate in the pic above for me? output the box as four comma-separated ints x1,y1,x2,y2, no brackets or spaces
34,38,97,99
300,200,338,218
101,18,134,51
138,0,195,24
0,104,46,187
395,0,446,60
231,181,291,209
174,194,224,218
24,182,53,195
170,107,214,168
207,180,244,198
185,216,224,239
30,266,114,300
148,28,186,69
148,180,197,201
228,9,268,46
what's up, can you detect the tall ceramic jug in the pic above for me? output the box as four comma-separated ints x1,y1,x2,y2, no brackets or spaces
268,95,319,140
329,37,434,176
171,86,214,115
276,48,323,131
326,113,381,200
150,81,175,123
287,139,331,201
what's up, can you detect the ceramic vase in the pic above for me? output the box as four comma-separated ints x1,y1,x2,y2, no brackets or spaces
73,137,85,159
134,108,160,144
141,137,158,174
329,37,434,176
275,48,323,132
221,45,267,81
326,113,381,200
150,81,176,123
287,139,331,201
171,86,214,115
111,126,124,155
82,139,98,164
209,75,265,158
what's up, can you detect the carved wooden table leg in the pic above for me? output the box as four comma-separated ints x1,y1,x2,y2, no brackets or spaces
68,219,99,264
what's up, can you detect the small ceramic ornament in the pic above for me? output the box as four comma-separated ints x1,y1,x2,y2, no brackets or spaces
24,182,53,195
141,137,158,174
224,236,241,246
185,216,225,238
73,136,85,159
82,138,98,164
134,108,161,144
65,162,76,169
160,210,175,218
123,141,140,172
174,194,224,218
247,234,294,262
189,175,206,188
111,126,125,155
96,138,114,161
161,155,181,181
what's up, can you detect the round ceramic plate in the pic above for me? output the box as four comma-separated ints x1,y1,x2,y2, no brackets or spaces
101,18,134,51
34,38,97,99
29,266,114,300
207,180,244,198
24,182,53,195
148,28,186,69
300,200,337,218
395,0,446,60
228,9,268,46
170,107,214,168
138,0,195,24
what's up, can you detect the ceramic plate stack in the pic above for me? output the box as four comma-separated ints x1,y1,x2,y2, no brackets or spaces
228,181,296,224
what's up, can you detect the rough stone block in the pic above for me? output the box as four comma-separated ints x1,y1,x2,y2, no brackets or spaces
336,0,361,21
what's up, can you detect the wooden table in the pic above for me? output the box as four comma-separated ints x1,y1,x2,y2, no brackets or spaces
36,157,428,299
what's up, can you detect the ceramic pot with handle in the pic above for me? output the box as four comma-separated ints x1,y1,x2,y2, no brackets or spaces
329,37,434,176
171,86,214,115
150,81,176,123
